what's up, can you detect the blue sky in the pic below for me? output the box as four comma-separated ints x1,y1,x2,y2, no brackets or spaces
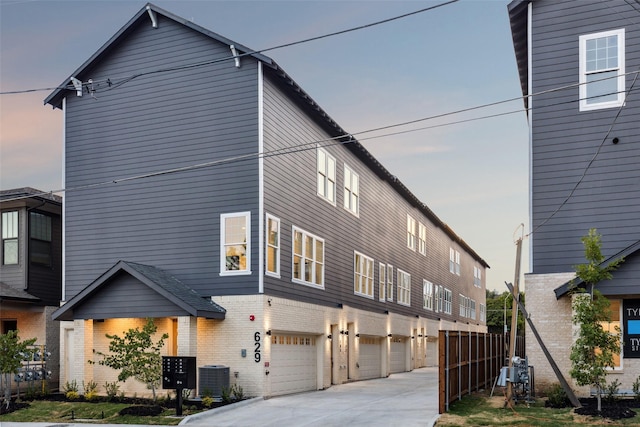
0,0,529,291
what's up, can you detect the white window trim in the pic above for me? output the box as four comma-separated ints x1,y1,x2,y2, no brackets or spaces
354,251,374,299
480,303,486,322
386,264,394,302
397,269,411,307
343,164,359,217
265,213,280,278
220,212,251,276
317,147,337,205
579,28,625,111
444,288,452,315
291,225,325,289
418,222,427,256
407,215,416,251
379,263,386,302
423,280,433,311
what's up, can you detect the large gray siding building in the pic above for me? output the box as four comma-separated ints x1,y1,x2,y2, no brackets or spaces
509,0,640,394
46,3,488,398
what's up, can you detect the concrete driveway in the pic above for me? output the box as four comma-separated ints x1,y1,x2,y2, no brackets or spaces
181,367,439,427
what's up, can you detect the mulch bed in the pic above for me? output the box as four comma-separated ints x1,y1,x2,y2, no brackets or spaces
573,397,640,420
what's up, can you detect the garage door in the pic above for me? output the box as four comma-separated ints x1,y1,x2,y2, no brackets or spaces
358,336,382,380
390,337,407,373
270,334,317,396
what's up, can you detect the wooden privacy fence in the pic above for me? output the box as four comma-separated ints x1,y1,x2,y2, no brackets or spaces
438,330,506,413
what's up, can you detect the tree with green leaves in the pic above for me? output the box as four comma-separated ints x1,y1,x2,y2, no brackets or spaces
0,330,36,407
569,228,624,413
90,318,168,400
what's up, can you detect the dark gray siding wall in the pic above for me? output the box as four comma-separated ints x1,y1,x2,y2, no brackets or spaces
73,272,191,319
64,16,260,301
0,208,27,290
28,210,62,305
262,72,486,324
530,0,640,273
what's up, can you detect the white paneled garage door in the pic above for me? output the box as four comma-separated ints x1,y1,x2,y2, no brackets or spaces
270,334,317,396
358,336,382,380
390,337,407,373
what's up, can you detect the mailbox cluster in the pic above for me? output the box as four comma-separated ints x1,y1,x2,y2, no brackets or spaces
162,356,196,390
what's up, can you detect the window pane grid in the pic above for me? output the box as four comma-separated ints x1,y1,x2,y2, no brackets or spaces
292,227,324,287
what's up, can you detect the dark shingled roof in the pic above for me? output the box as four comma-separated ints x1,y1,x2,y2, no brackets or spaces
0,281,41,303
52,260,226,320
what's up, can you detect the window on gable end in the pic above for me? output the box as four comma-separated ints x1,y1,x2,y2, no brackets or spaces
580,28,625,111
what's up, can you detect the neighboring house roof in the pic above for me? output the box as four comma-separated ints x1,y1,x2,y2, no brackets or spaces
44,3,489,269
0,187,62,204
507,0,530,112
554,239,640,299
0,281,41,303
52,260,226,321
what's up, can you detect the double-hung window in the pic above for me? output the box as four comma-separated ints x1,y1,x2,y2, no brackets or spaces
423,280,433,310
480,303,486,322
407,215,416,251
418,223,427,256
435,285,443,313
30,212,52,266
221,212,250,275
317,148,336,204
449,248,460,275
474,266,482,287
2,211,19,265
265,214,280,277
292,226,324,288
386,264,394,301
397,269,411,306
379,263,386,301
344,165,359,216
470,299,476,320
354,251,374,298
444,288,453,315
579,29,625,111
459,294,467,317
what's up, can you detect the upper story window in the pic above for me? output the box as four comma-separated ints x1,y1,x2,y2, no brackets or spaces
220,212,251,275
378,262,386,301
423,280,433,311
443,288,453,315
418,223,427,256
1,211,18,265
449,248,460,275
473,266,482,287
579,28,625,111
30,212,52,266
317,148,336,204
480,303,486,322
292,226,324,288
459,294,467,317
343,165,359,216
354,251,374,298
407,215,416,251
435,285,443,313
386,264,394,302
397,269,411,306
265,214,280,277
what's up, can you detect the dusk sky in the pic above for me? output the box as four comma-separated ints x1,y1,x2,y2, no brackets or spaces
0,0,529,292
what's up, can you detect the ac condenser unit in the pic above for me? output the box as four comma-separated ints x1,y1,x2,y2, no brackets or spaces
198,365,230,398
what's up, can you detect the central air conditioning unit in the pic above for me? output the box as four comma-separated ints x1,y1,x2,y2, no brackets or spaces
198,365,230,398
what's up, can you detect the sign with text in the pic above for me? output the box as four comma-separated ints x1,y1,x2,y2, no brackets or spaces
623,300,640,358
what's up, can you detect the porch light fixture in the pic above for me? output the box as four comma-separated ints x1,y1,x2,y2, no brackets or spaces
327,334,332,340
266,330,272,336
355,333,360,338
387,334,392,338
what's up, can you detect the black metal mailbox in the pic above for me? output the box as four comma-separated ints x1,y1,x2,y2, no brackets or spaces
162,356,196,389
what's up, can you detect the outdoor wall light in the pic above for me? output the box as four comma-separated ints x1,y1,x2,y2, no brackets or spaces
411,336,415,339
387,334,393,338
415,315,419,318
418,334,423,337
355,333,360,338
384,310,389,315
340,330,346,335
327,334,332,339
345,331,349,336
266,330,272,336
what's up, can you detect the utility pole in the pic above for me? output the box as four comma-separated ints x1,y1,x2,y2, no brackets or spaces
505,235,523,406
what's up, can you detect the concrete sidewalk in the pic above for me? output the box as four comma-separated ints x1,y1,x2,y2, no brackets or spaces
0,367,439,427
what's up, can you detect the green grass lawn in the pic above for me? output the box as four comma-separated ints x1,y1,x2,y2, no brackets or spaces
436,392,640,427
0,400,192,425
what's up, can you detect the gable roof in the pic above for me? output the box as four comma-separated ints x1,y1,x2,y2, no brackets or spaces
52,260,226,320
44,3,489,269
554,239,640,299
507,0,531,112
0,281,41,303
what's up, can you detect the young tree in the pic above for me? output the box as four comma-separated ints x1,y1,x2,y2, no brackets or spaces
91,318,168,400
569,228,624,412
0,331,36,407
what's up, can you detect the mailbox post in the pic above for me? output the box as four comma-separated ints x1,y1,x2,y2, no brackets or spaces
162,356,196,416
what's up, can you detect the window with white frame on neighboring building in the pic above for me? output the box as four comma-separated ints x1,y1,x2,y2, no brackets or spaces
265,214,280,277
343,164,359,216
379,263,386,301
579,28,625,111
470,299,476,320
423,280,433,310
317,148,336,204
444,288,452,314
386,264,394,302
480,303,486,322
30,212,52,266
418,222,427,256
292,226,324,288
449,248,460,275
407,215,416,251
459,294,466,317
474,266,482,287
435,285,444,313
1,211,18,265
220,212,250,275
397,269,411,306
354,251,374,298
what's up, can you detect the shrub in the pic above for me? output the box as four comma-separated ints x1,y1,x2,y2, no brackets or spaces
221,385,232,403
605,379,621,403
202,396,214,408
232,384,244,401
83,380,99,401
104,381,120,401
63,380,80,401
545,383,570,408
65,390,80,401
633,376,640,401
